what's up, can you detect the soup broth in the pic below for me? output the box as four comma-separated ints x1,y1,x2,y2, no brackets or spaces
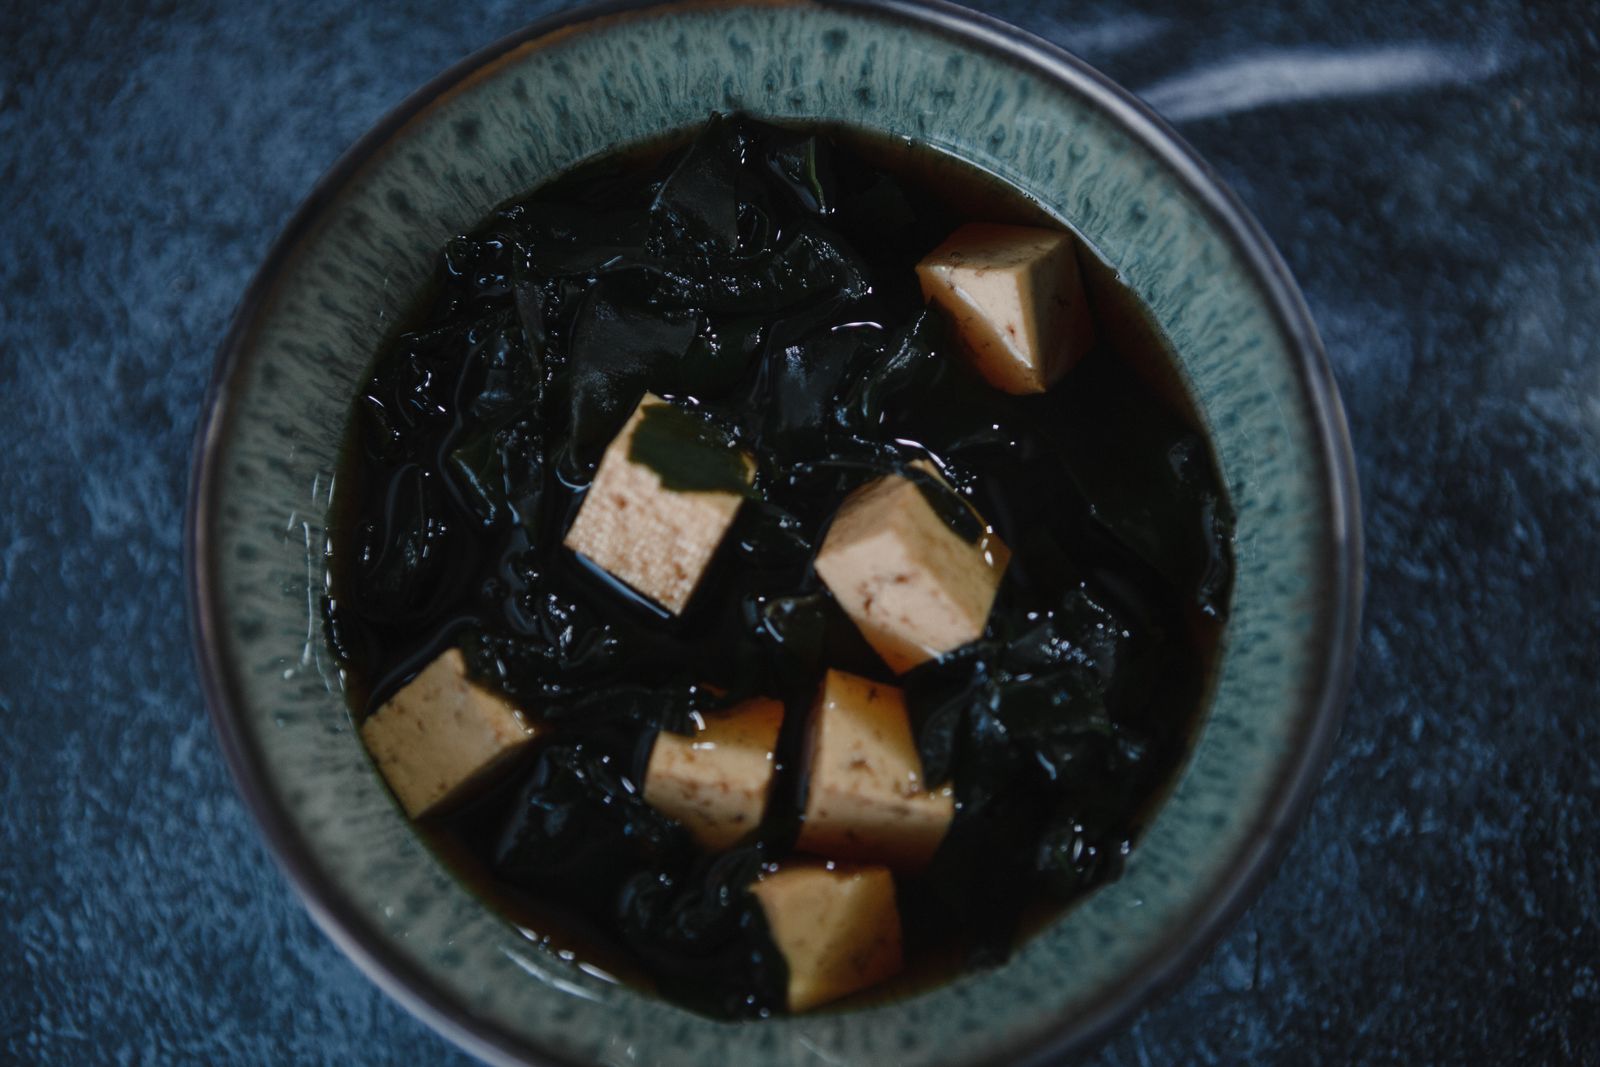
326,115,1233,1018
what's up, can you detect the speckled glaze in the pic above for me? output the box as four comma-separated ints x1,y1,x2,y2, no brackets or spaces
187,2,1360,1065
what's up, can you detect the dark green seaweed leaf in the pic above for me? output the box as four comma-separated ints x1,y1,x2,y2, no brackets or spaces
349,465,457,623
901,461,984,544
446,428,505,526
763,128,836,216
650,113,750,252
559,276,701,478
835,309,946,429
616,846,789,1018
494,740,689,898
1043,350,1236,616
517,202,652,278
674,313,767,396
748,324,870,454
627,401,756,497
462,591,624,701
647,222,871,317
446,415,547,531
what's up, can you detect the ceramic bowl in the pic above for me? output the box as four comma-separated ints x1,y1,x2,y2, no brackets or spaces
186,1,1362,1064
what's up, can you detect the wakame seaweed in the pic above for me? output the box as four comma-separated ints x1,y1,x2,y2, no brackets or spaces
327,114,1234,1017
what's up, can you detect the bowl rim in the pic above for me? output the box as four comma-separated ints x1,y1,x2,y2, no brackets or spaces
185,1,1364,1064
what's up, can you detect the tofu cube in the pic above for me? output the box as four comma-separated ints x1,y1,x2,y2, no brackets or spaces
916,222,1094,394
643,696,784,851
749,863,903,1011
564,394,752,614
795,670,954,870
814,464,1010,674
359,648,537,819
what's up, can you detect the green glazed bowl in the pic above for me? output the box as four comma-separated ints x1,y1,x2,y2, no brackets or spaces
187,1,1362,1064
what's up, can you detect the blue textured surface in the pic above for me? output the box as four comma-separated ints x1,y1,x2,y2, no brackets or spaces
2,1,1596,1064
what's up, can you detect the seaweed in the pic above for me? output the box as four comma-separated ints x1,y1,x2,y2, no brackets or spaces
627,402,757,497
616,845,790,1018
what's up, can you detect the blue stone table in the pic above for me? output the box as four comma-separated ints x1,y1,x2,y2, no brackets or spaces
3,1,1596,1062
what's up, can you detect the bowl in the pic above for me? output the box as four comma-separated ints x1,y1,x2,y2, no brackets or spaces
186,1,1362,1063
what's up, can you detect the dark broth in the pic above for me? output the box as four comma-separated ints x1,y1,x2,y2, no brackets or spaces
326,116,1233,1017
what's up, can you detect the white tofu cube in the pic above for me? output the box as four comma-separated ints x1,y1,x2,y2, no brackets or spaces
795,670,954,870
813,463,1010,674
359,648,537,819
749,863,903,1012
916,222,1094,394
564,394,752,614
643,696,784,851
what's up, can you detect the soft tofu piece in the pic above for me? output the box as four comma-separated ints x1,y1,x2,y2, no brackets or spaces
359,648,537,819
813,463,1010,674
564,394,752,615
643,696,784,851
795,670,954,870
749,863,903,1012
916,222,1094,394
